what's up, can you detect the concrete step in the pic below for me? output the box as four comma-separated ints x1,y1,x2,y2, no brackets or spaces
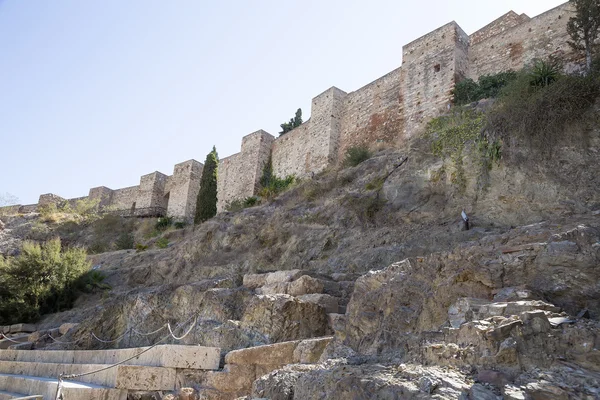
0,361,176,390
0,373,126,400
0,390,40,400
0,337,29,350
0,344,220,370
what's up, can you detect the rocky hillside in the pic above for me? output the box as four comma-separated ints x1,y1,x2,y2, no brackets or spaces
0,101,599,398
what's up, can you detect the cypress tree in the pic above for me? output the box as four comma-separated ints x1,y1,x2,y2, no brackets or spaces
195,146,219,224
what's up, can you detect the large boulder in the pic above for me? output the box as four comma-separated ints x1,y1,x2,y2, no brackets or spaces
241,295,328,343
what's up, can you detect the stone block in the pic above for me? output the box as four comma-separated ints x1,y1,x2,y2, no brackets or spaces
9,324,36,334
256,282,289,295
225,341,298,366
287,276,323,296
8,342,32,350
265,270,303,285
243,274,267,289
298,294,339,313
59,323,79,336
115,365,176,390
292,337,333,364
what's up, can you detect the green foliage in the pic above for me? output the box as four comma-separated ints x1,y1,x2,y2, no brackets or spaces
72,198,100,220
259,154,274,189
226,197,260,212
155,216,173,231
195,146,219,224
174,221,186,230
453,71,517,105
426,108,489,192
76,270,111,293
259,175,296,200
343,146,372,167
279,108,303,136
258,154,296,200
567,0,600,73
155,237,169,249
487,69,600,158
529,59,560,87
135,243,148,252
427,108,486,157
38,203,59,223
0,238,91,324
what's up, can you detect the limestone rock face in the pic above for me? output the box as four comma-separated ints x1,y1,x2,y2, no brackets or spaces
241,295,327,343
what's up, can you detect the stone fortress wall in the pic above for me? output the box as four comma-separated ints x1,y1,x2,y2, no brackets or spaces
2,2,579,218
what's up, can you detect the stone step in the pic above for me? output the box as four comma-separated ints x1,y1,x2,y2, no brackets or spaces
0,390,40,400
0,373,126,400
0,344,220,370
0,336,29,350
0,361,176,390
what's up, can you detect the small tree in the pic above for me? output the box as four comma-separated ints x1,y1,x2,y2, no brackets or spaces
195,146,219,224
0,193,19,207
279,108,303,136
567,0,600,74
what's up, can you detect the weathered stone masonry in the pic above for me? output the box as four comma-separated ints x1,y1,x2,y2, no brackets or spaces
3,3,578,218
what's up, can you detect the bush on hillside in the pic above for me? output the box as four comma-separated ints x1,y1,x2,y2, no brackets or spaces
487,68,600,158
453,71,517,105
0,238,93,323
343,146,372,167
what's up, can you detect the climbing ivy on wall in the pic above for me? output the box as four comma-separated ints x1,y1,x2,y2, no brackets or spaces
195,146,219,224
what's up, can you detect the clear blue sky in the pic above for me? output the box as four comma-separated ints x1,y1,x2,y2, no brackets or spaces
0,0,566,205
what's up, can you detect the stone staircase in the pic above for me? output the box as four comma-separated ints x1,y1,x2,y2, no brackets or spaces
0,344,220,399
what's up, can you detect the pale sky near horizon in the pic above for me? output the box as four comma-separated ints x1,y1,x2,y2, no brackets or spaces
0,0,566,205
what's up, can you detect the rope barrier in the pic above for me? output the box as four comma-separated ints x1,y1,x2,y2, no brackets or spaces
131,324,167,337
0,333,27,344
46,333,81,345
53,312,199,400
167,316,198,340
91,330,130,344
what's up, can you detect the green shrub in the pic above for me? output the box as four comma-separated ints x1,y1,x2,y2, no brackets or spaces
174,222,186,230
487,71,600,158
344,146,372,167
155,216,173,231
453,71,517,105
38,203,59,223
259,175,296,200
75,270,110,293
529,59,561,88
0,238,91,323
155,237,169,249
244,196,259,207
135,243,148,252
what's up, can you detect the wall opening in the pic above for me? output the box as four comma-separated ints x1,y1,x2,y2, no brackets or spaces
434,64,441,73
